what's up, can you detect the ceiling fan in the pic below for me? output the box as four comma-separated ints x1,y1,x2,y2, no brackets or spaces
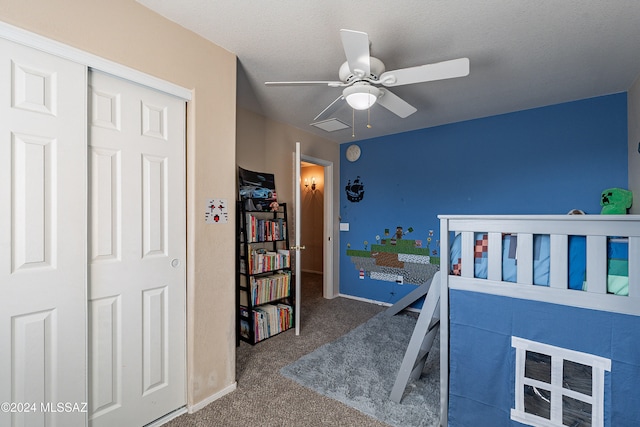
265,29,470,122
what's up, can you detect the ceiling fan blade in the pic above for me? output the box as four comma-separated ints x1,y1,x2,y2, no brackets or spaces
265,80,344,87
379,57,469,87
340,29,370,78
313,95,345,121
376,89,417,118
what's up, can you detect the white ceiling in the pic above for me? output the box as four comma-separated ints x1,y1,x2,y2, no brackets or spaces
138,0,640,144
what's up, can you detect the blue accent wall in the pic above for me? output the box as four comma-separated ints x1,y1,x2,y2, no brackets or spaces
340,94,628,303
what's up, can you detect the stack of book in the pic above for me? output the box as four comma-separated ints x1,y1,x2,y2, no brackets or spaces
251,303,293,342
250,271,291,305
245,214,287,242
248,248,290,274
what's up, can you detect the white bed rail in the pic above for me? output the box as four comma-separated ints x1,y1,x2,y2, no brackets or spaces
440,215,640,315
437,214,640,427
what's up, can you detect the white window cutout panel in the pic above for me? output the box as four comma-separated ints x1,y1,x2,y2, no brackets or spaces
511,336,611,427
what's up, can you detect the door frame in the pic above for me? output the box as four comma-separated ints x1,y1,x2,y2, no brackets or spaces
300,154,335,299
0,21,191,101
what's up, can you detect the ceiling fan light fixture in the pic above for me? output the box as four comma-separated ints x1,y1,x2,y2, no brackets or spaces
343,84,380,110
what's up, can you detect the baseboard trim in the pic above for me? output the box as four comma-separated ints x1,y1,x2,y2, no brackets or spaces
338,293,389,306
146,406,188,427
337,294,421,313
188,382,237,414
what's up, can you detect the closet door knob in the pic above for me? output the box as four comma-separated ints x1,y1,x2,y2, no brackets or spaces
171,259,181,268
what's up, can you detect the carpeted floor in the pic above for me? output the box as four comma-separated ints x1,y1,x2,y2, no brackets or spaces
164,272,395,427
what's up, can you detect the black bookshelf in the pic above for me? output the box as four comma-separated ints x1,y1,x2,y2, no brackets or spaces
236,201,294,345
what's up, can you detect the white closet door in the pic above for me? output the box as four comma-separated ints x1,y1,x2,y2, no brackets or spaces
88,71,186,427
0,38,88,426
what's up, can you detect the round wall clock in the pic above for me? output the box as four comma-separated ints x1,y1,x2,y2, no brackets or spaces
346,144,361,162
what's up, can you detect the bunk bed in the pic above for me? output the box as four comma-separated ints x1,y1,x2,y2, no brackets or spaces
438,214,640,427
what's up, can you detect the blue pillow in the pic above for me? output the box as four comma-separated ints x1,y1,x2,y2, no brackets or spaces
568,236,586,290
533,235,550,286
449,233,462,275
503,234,550,285
502,235,517,282
449,232,489,279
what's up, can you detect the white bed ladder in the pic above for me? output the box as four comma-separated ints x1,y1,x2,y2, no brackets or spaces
387,271,441,403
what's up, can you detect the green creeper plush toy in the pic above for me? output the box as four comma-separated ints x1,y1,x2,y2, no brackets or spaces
600,188,633,214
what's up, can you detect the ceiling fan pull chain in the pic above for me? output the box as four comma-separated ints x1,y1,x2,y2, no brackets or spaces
366,89,372,128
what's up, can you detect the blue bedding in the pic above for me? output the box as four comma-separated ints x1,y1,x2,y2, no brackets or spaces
449,233,629,294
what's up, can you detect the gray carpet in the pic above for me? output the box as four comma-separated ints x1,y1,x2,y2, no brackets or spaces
165,272,394,427
280,312,440,427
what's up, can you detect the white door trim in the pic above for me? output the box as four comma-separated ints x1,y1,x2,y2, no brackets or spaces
0,20,192,101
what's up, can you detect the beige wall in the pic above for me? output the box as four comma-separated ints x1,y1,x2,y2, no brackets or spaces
236,107,341,295
629,74,640,214
1,0,238,408
236,108,267,172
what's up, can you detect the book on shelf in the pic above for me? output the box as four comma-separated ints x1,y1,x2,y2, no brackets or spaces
251,303,293,342
245,213,287,243
247,248,290,274
249,270,291,305
240,319,250,339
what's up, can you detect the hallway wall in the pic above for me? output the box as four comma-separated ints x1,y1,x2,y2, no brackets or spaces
301,165,324,273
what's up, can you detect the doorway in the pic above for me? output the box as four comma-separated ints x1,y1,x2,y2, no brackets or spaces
300,163,324,274
299,155,335,300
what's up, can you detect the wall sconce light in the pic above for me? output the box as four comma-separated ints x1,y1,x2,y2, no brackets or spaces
304,177,317,193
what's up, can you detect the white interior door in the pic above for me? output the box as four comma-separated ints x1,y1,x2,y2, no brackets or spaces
0,38,88,426
88,71,186,426
294,142,302,335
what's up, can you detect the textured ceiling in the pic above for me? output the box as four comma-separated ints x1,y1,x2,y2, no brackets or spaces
137,0,640,144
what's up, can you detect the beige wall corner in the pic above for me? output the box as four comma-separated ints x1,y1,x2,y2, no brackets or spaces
237,108,341,296
1,0,238,409
629,73,640,214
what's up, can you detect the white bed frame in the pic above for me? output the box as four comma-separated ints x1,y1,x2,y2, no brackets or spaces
438,214,640,426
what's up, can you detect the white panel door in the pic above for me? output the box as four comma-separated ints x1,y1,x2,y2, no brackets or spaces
88,71,186,427
0,38,87,426
294,142,302,335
